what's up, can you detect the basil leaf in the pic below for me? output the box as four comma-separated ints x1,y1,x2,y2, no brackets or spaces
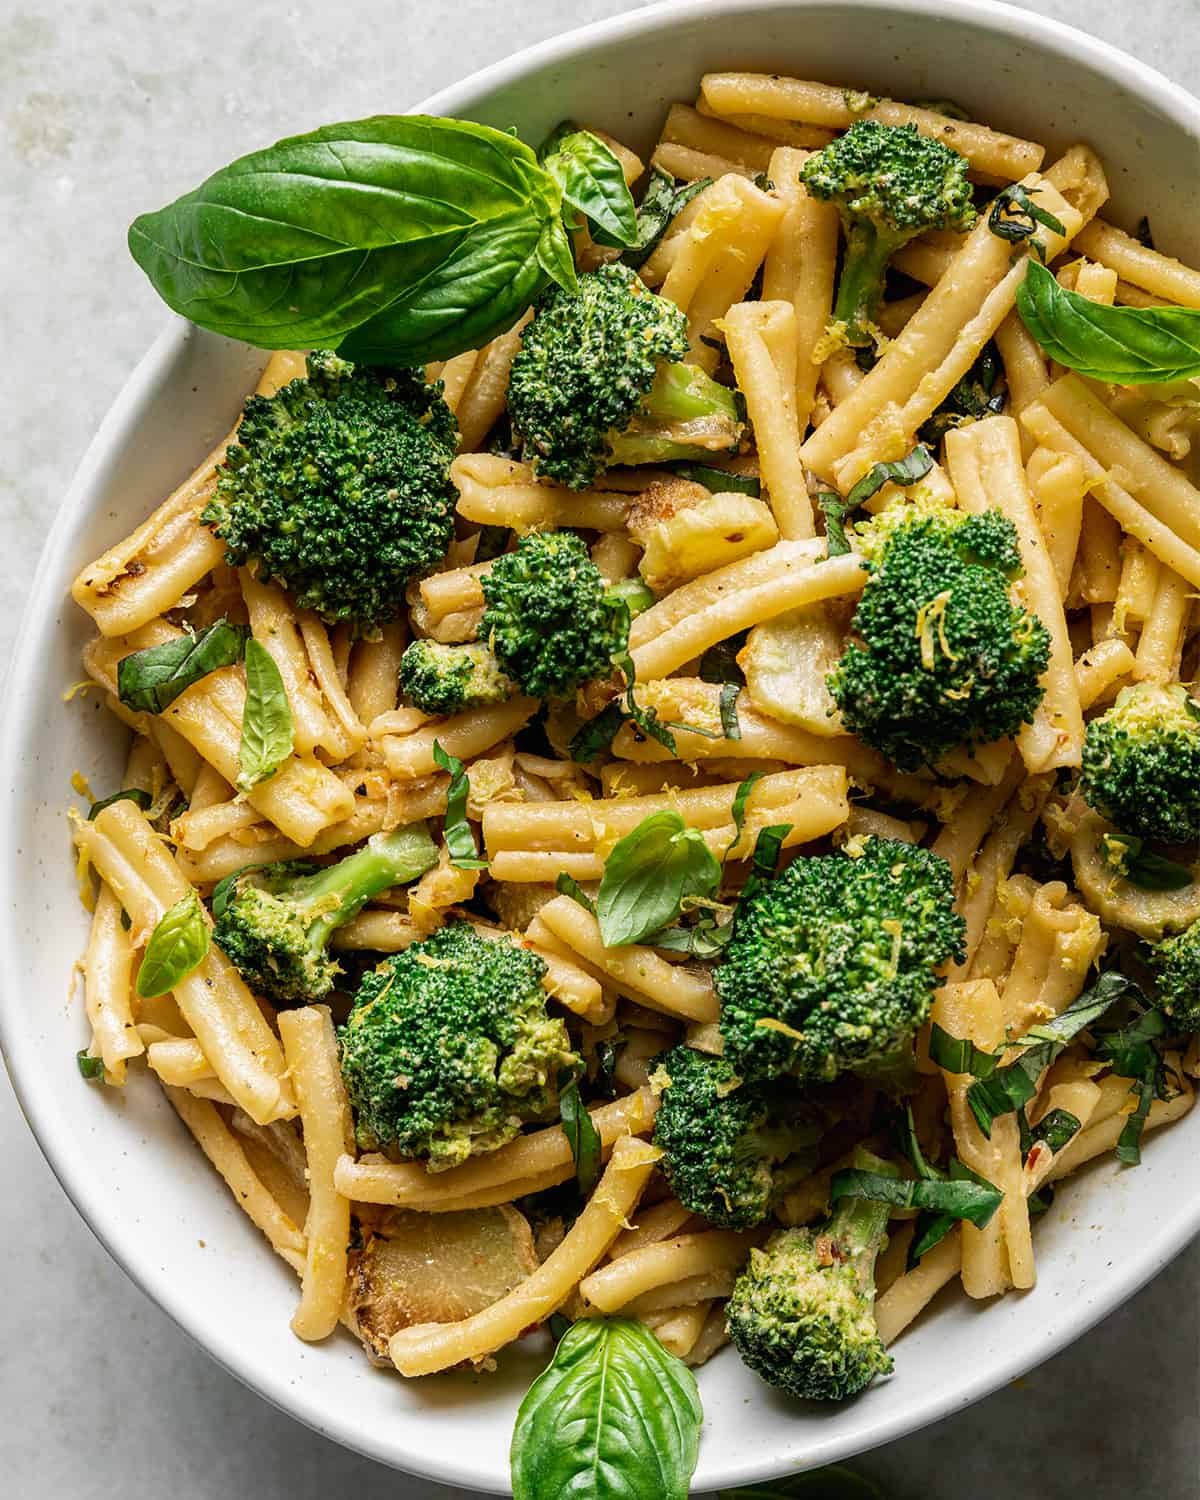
987,183,1066,262
76,1050,105,1081
648,916,735,957
1031,1108,1082,1154
569,703,625,764
558,1076,602,1194
210,863,260,920
894,1103,944,1182
432,740,488,870
1098,832,1193,891
342,207,574,363
697,634,747,685
510,1316,702,1500
928,1020,999,1078
965,971,1136,1136
130,115,566,362
831,1165,1003,1229
671,461,760,496
1017,259,1200,384
136,890,210,999
117,619,248,714
1094,1004,1170,1166
728,771,764,861
555,872,596,915
747,822,791,885
597,809,721,946
719,682,742,741
908,1159,998,1265
845,444,934,508
818,489,854,556
720,1467,886,1500
615,171,711,269
87,788,152,821
544,130,639,248
237,638,294,793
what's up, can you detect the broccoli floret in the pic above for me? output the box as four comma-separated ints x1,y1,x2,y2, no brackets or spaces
398,639,516,716
651,1046,822,1229
1080,682,1200,844
801,120,977,346
827,500,1051,772
338,922,578,1168
203,351,458,631
727,1146,898,1401
716,837,965,1083
212,824,438,1007
1145,919,1200,1033
507,263,744,489
480,531,629,699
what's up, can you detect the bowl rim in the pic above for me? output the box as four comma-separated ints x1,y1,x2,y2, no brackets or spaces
4,0,1200,1491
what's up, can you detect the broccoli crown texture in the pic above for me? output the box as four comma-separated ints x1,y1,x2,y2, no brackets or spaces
801,120,977,342
507,263,741,488
716,837,965,1082
480,530,629,699
203,351,458,630
1080,682,1200,844
651,1046,822,1229
727,1147,897,1401
1145,919,1200,1033
398,639,514,716
828,501,1051,772
213,825,438,1007
338,921,578,1168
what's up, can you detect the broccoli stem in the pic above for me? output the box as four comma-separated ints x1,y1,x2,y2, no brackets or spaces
283,825,438,947
608,361,743,467
827,1146,900,1289
833,221,907,345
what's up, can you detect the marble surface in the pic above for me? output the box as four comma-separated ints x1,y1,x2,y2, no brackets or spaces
1,1,1198,1495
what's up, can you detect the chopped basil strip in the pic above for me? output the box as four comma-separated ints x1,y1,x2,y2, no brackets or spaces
555,872,596,915
432,740,488,870
987,183,1066,262
1031,1108,1082,1154
719,682,742,740
117,619,248,714
87,787,152,821
569,702,625,763
76,1050,105,1080
831,1165,1003,1228
558,1074,602,1194
845,444,934,508
672,463,761,497
818,490,854,556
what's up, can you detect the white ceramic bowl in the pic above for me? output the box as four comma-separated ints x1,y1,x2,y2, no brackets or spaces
4,1,1200,1491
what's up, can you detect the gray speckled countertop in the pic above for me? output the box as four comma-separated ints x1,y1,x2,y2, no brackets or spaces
1,1,1197,1495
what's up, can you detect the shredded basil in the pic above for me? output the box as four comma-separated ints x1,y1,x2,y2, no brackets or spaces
831,1165,1003,1229
76,1050,105,1080
845,444,935,509
555,872,596,915
87,788,152,821
987,183,1066,262
432,740,488,870
117,619,248,715
719,682,742,740
672,463,761,497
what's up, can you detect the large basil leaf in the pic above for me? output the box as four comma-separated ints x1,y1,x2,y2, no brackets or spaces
237,638,294,792
117,619,248,714
1017,259,1200,384
511,1317,702,1500
596,809,721,946
136,891,210,999
129,115,567,359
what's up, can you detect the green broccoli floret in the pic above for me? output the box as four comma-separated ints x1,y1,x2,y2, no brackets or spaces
716,837,965,1083
507,263,744,489
827,500,1051,772
398,639,516,716
1145,919,1200,1033
651,1046,822,1229
801,120,977,346
212,824,438,1007
338,922,578,1168
1080,682,1200,844
727,1146,898,1401
480,531,629,699
203,351,458,631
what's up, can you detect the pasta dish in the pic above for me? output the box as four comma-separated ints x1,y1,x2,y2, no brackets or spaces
65,70,1200,1493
